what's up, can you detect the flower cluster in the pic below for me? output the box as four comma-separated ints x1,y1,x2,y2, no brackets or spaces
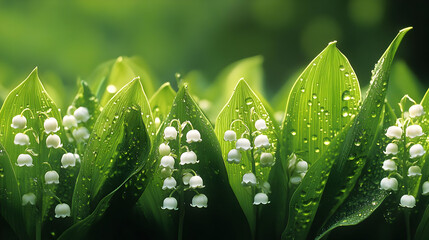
287,153,309,185
12,109,74,218
223,117,274,205
63,106,91,143
381,101,427,209
159,120,208,210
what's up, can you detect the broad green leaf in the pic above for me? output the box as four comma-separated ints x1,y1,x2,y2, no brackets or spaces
0,68,75,239
316,103,395,239
282,27,411,240
71,78,152,221
149,82,176,130
215,79,281,237
70,80,102,132
88,56,157,106
137,86,248,240
204,56,264,121
282,41,361,166
387,60,424,115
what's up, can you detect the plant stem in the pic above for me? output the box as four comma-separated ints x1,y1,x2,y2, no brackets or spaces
177,121,185,240
405,211,411,240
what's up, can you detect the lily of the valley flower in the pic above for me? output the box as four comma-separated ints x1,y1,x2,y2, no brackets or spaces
224,130,237,141
242,172,257,186
161,197,178,210
190,194,208,208
11,115,27,129
400,195,416,208
158,143,171,156
385,126,402,139
61,153,76,168
164,126,177,141
422,181,429,196
17,154,33,167
44,117,60,134
295,160,309,173
45,170,60,184
62,115,78,130
74,106,90,123
380,177,398,191
182,172,193,185
409,104,424,118
55,203,71,218
46,134,62,148
21,193,36,206
186,129,202,143
72,127,90,143
227,149,242,164
384,143,399,155
406,125,423,138
253,192,270,205
382,159,397,171
14,133,30,146
260,152,274,167
189,175,205,188
180,151,199,165
290,173,303,185
236,138,252,151
255,119,268,131
407,166,422,176
409,144,426,158
160,156,175,169
162,177,177,190
254,134,270,148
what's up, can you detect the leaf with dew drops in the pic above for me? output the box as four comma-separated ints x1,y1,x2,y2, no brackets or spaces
70,80,102,132
149,82,176,131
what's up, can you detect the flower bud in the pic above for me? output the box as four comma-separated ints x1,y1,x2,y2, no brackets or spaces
74,107,90,123
422,181,429,196
186,129,202,143
236,138,252,151
14,133,30,146
160,156,175,169
161,197,178,210
385,126,402,139
182,172,193,185
290,173,302,185
180,151,199,165
164,126,177,141
46,134,62,148
55,203,71,218
11,115,27,129
400,195,416,208
260,153,274,167
254,135,270,148
242,173,257,186
384,143,398,155
255,119,268,131
190,194,208,208
410,144,426,158
17,154,33,167
158,143,171,156
45,171,60,184
227,149,241,164
295,160,309,173
380,177,398,191
382,159,397,171
409,104,424,118
62,115,78,130
406,125,423,138
253,193,270,205
189,175,205,188
224,130,237,141
44,117,60,133
408,166,422,177
162,177,177,190
22,193,36,206
61,153,76,168
72,127,90,143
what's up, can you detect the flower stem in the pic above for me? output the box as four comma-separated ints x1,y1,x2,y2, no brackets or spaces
405,211,411,240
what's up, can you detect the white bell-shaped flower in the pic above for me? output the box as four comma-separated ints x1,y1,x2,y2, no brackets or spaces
73,107,90,123
154,117,161,128
14,133,30,146
180,151,199,165
255,119,268,131
11,115,27,129
72,127,90,143
409,104,424,118
254,135,270,148
162,177,177,190
62,115,78,130
406,125,423,138
164,126,177,141
160,156,175,169
253,193,270,205
384,143,398,155
295,160,309,173
385,126,402,139
224,130,237,141
260,152,274,167
46,134,62,148
74,153,81,163
61,153,76,168
422,181,429,196
161,197,178,210
186,129,202,143
382,159,397,171
55,203,71,218
400,195,416,208
158,143,171,156
242,172,257,186
261,182,271,193
236,138,252,151
408,166,422,176
290,173,302,185
227,149,242,164
160,168,173,178
17,154,33,167
380,177,398,191
410,144,426,158
44,117,60,133
21,193,36,206
189,175,205,188
45,170,60,184
287,153,298,171
182,172,193,185
190,194,208,208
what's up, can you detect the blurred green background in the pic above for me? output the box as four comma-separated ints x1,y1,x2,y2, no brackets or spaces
0,0,427,108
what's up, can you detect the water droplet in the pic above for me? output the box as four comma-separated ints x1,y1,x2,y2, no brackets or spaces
339,65,345,71
291,130,297,136
312,93,317,99
342,90,351,101
245,97,253,105
341,106,349,117
311,135,317,141
323,137,331,145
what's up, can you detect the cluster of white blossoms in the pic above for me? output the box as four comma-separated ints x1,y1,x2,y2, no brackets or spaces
287,153,309,185
63,106,91,143
224,118,274,205
381,101,428,209
12,109,73,218
159,120,208,210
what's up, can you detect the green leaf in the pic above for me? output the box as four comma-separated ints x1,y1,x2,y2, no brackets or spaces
214,79,281,237
315,103,396,239
0,68,75,239
88,56,157,106
71,78,152,222
70,80,102,132
282,27,412,240
137,86,248,239
149,82,176,130
282,41,361,166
